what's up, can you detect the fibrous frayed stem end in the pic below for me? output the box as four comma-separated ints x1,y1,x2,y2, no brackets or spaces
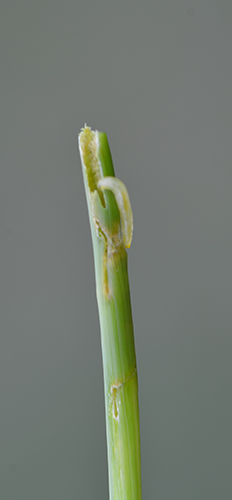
79,125,105,207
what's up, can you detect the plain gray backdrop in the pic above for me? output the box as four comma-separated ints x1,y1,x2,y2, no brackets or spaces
1,1,232,499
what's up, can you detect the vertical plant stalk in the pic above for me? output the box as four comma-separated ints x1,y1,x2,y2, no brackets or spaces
78,125,142,500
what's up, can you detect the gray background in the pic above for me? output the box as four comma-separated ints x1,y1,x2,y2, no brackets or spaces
1,1,232,499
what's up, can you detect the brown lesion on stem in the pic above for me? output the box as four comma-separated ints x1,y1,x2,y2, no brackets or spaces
95,218,125,299
109,368,137,421
94,219,109,296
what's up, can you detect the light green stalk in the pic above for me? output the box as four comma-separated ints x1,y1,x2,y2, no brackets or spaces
78,125,142,500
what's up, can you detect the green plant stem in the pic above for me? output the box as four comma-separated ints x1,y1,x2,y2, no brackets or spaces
78,126,142,500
